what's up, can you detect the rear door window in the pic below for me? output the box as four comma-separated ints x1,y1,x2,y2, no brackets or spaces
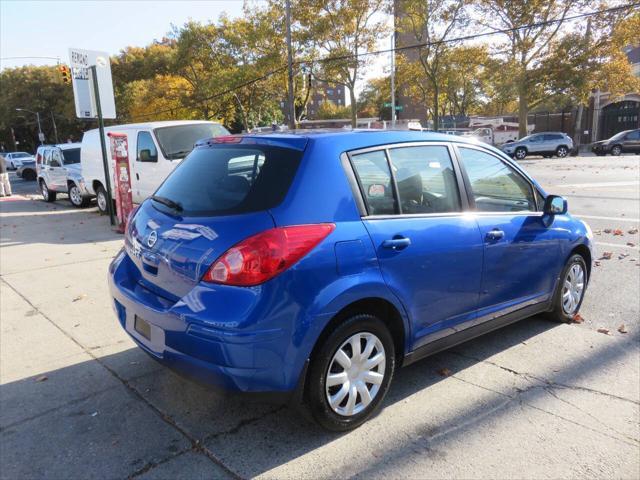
152,145,301,216
387,146,461,214
61,148,80,164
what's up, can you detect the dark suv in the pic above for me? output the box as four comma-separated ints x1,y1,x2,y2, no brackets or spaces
592,129,640,156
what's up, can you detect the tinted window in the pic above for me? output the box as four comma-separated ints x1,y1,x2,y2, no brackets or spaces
50,150,62,167
154,123,229,160
153,145,301,216
137,132,158,162
61,148,80,164
459,148,536,212
543,134,563,141
625,130,640,140
388,146,460,214
350,150,397,215
528,135,543,143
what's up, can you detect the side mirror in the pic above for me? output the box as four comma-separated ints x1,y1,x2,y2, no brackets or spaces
544,195,567,215
139,149,156,162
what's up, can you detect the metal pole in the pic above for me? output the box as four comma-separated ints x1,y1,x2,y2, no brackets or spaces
36,112,43,145
91,65,116,226
50,112,60,144
391,32,396,128
285,0,296,130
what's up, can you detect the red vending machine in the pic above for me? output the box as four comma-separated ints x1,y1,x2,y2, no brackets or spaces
107,132,134,233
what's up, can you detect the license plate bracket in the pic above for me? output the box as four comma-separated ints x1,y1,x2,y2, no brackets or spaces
134,315,151,340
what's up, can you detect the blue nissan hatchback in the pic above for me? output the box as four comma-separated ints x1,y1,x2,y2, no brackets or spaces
109,131,593,430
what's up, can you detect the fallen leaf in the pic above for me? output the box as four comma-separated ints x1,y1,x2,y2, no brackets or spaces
572,313,584,324
604,228,612,234
627,242,636,247
618,324,628,334
72,294,87,302
437,368,452,377
613,229,624,236
628,228,638,234
600,252,613,260
35,375,48,382
594,260,601,267
597,328,611,335
594,229,602,235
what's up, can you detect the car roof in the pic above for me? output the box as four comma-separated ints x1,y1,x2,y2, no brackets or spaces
233,129,491,152
37,143,81,151
85,120,221,134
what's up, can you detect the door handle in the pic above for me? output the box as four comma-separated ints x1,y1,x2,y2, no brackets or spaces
382,236,411,250
136,173,140,180
486,229,505,241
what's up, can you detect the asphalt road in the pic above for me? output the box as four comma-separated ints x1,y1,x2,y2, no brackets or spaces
1,155,639,479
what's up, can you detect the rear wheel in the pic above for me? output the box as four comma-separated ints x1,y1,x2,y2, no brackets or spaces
68,184,90,208
96,185,108,214
611,145,622,156
556,146,569,158
40,180,56,202
548,254,587,323
514,147,527,160
306,314,395,431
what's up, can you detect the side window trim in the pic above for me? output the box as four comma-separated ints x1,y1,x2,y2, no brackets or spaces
451,143,540,213
345,141,471,218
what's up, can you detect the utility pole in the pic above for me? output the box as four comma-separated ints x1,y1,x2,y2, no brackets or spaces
285,0,296,130
390,32,396,128
50,112,60,144
16,108,44,145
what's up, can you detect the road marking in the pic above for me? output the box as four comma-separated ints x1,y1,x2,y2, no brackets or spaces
554,181,639,188
595,242,639,251
575,214,640,223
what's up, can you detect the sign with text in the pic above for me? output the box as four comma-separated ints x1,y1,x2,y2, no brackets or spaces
69,48,116,119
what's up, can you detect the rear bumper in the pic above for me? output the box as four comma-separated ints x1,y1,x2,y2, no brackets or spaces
108,250,302,394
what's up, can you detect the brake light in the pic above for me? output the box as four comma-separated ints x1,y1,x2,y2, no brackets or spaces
203,224,335,286
212,135,243,144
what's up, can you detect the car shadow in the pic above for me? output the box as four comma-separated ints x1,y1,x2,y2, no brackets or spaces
3,315,635,479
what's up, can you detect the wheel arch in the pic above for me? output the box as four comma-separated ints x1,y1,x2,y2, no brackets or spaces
570,243,592,281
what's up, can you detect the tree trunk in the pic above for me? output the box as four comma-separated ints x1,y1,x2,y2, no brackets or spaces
517,79,528,138
573,104,584,152
349,87,357,128
433,84,440,132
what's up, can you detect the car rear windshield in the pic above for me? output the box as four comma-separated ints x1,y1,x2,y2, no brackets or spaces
152,145,302,216
62,148,80,164
154,123,230,160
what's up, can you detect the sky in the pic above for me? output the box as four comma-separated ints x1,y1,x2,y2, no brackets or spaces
0,0,250,69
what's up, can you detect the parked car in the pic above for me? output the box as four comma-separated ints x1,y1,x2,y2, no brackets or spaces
3,151,34,170
109,131,593,431
16,158,37,181
501,132,574,160
591,129,640,156
81,120,229,214
36,143,92,207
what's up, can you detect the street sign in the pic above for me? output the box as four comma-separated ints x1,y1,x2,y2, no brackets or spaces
38,132,45,142
69,48,116,119
395,105,403,111
383,102,392,107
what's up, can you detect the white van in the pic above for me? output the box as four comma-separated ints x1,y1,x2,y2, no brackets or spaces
81,120,229,213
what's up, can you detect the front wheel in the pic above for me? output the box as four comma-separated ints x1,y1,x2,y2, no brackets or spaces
514,147,527,160
96,185,109,214
306,314,395,431
68,184,90,208
611,145,622,156
548,254,588,322
556,146,569,158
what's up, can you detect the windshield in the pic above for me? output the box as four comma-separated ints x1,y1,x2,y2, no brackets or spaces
609,130,630,141
13,152,31,158
154,123,230,160
152,145,301,216
62,148,80,164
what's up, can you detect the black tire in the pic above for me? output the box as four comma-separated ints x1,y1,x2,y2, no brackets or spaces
40,180,56,202
611,145,622,156
96,184,109,214
555,145,569,158
514,147,527,160
68,183,90,208
548,254,588,323
306,314,395,431
24,170,37,181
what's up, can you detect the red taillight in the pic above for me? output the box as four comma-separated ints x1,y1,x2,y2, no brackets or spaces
203,224,335,286
212,135,243,144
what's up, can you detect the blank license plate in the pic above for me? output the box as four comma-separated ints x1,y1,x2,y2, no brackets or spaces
134,316,151,340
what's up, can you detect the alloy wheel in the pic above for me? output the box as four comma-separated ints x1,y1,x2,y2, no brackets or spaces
41,182,49,201
70,186,82,205
611,145,622,156
325,332,386,417
557,147,568,157
515,148,526,160
97,191,107,212
562,263,585,315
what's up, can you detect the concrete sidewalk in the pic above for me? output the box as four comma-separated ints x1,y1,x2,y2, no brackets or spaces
1,188,639,479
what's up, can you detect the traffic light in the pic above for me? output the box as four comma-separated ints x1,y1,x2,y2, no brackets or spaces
59,65,71,84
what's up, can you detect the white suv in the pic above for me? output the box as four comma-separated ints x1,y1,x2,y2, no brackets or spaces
37,144,93,207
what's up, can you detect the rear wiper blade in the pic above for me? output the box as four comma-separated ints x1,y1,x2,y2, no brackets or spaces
151,195,183,211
